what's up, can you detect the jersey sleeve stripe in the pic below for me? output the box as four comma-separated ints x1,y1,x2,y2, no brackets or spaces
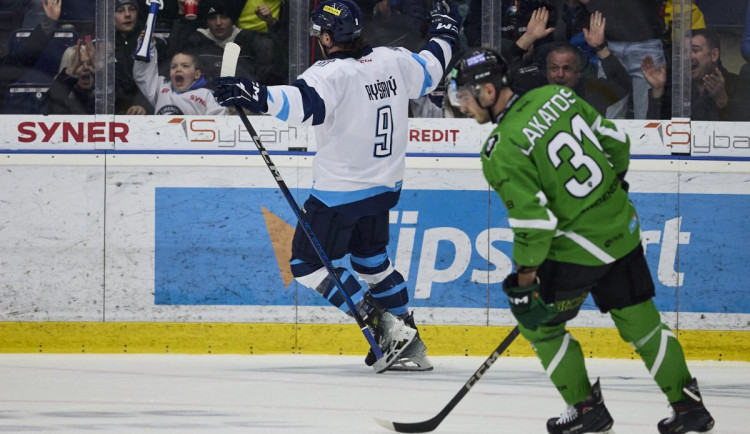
419,38,450,71
410,53,433,97
266,80,325,126
593,116,627,142
508,208,559,231
556,230,616,263
293,79,326,125
276,90,290,121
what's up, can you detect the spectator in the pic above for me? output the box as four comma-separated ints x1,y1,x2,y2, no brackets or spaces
234,0,288,83
663,0,706,43
236,0,282,33
689,28,744,121
358,0,429,52
133,37,227,115
6,0,63,73
115,0,154,115
641,53,667,119
46,35,94,114
646,28,748,121
510,8,632,118
658,0,706,106
168,0,284,86
1,0,64,113
464,1,591,62
580,0,666,119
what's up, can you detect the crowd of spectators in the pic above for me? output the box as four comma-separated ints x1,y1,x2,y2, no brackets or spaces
0,0,749,120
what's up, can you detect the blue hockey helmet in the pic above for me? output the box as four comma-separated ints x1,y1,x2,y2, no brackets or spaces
310,0,364,43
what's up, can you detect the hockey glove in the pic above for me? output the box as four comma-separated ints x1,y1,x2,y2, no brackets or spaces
502,273,557,331
429,0,462,45
213,76,268,113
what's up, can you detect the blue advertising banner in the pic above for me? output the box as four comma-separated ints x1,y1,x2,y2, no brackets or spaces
155,188,749,314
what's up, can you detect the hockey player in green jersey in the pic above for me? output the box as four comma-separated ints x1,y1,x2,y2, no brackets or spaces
448,47,715,434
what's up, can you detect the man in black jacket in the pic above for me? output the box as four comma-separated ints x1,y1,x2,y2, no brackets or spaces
168,0,285,86
643,28,749,121
689,28,746,121
506,8,632,118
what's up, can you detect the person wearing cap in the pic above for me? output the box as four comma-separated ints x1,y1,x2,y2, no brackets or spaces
167,0,286,85
115,0,158,114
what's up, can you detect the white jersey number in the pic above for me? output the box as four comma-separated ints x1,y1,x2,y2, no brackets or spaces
547,114,603,198
374,106,394,157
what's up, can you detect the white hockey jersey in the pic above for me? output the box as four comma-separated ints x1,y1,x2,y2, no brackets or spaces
264,38,452,207
133,43,227,116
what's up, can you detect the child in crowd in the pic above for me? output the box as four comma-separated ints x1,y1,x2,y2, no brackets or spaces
133,35,227,115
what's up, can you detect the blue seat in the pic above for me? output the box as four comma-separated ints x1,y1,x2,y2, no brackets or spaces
9,28,78,84
4,83,50,114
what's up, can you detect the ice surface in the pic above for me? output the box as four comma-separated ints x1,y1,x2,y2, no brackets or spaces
0,354,747,433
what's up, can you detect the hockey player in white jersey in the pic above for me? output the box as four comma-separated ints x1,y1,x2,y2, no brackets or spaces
214,0,460,372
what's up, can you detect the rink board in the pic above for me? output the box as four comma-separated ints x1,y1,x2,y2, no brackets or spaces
2,322,748,361
0,116,749,358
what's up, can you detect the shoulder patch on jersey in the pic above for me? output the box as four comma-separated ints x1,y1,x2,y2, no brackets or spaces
314,59,337,67
483,133,499,158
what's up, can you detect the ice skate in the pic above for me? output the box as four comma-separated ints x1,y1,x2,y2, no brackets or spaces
384,312,433,372
366,310,416,374
658,378,714,434
547,379,614,434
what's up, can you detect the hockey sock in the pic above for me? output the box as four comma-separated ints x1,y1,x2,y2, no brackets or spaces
521,322,591,405
351,255,409,316
610,299,692,403
294,266,367,317
367,270,409,316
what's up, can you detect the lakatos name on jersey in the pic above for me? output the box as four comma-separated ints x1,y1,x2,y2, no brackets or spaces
521,87,578,147
365,76,398,101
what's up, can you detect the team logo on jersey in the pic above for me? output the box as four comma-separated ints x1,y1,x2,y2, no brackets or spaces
157,105,184,115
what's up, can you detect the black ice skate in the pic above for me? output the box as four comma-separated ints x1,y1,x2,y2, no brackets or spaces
547,379,614,434
658,378,714,434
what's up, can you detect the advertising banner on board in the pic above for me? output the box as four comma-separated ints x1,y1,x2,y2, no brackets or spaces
154,188,748,315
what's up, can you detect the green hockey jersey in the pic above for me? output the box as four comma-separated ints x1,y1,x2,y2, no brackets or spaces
481,85,641,267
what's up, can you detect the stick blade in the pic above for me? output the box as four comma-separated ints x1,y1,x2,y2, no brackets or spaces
374,417,439,433
220,42,241,77
374,418,397,431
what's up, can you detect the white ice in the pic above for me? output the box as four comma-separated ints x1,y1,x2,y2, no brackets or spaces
1,354,747,433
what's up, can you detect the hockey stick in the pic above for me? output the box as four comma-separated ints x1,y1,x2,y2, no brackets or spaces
134,0,164,61
220,42,385,362
375,326,520,433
